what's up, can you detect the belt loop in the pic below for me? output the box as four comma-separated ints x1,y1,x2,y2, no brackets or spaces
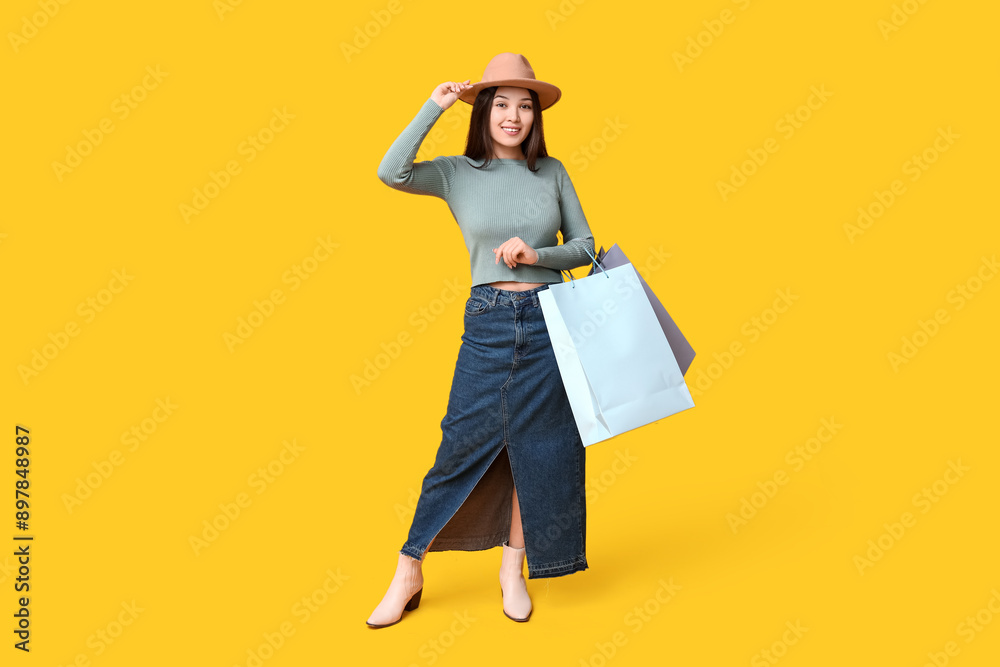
490,287,500,307
532,284,547,308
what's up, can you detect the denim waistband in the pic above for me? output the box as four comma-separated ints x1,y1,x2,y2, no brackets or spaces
470,282,553,308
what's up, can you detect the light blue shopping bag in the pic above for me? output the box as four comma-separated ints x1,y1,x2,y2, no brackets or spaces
539,254,695,446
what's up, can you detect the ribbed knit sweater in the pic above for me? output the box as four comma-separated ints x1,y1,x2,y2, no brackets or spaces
377,97,596,287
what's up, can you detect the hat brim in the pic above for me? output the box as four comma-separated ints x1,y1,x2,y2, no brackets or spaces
458,79,561,110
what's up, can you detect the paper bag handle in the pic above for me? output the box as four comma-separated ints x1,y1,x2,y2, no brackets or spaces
558,245,607,288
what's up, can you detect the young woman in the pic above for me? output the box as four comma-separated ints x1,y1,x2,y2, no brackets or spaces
367,52,596,628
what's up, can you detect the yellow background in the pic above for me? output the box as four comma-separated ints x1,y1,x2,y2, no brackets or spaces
3,0,998,665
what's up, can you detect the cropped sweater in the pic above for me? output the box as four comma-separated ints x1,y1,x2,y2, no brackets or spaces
377,97,596,287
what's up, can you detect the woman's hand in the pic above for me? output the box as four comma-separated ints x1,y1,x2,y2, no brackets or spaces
430,80,473,111
493,237,538,269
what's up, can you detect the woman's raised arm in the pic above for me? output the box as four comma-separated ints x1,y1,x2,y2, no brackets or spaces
376,81,473,199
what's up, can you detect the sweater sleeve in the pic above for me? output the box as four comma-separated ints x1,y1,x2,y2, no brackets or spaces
532,160,596,270
376,97,456,199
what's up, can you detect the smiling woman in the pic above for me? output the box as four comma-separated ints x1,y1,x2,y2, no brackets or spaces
370,52,597,629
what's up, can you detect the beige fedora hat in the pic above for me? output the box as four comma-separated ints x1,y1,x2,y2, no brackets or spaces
458,52,562,110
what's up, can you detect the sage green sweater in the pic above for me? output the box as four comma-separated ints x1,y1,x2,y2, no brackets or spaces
377,97,596,287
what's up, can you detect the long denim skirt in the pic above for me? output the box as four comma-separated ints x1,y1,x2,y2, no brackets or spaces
399,282,588,579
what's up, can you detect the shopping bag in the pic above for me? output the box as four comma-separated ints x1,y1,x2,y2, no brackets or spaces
587,244,695,375
539,256,696,447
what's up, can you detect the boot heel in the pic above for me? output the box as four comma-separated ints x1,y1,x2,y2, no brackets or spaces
404,587,422,611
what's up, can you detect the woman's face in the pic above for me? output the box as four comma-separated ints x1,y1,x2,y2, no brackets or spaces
489,86,534,158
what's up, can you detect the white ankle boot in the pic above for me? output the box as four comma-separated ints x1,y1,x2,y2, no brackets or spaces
366,553,424,628
499,541,532,622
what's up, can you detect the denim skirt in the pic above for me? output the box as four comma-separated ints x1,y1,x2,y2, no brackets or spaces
399,283,589,579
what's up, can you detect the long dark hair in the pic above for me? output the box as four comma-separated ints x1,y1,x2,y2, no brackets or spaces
463,86,548,172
